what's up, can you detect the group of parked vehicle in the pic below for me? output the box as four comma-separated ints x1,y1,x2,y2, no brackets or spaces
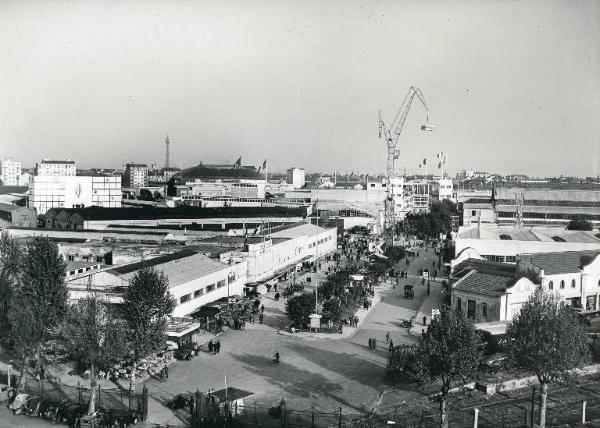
7,390,138,427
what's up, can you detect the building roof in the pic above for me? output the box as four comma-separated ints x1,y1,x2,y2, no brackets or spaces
268,222,329,239
453,270,516,297
126,164,148,168
39,159,75,164
109,250,229,286
44,205,307,221
0,186,28,195
457,226,600,243
453,258,516,278
0,202,20,212
175,164,262,180
522,250,600,275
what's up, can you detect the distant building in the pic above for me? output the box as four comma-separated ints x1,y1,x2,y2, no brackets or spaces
390,177,430,219
287,168,306,189
230,180,267,199
30,175,122,215
35,159,76,176
122,163,148,188
438,178,455,202
0,203,36,228
0,159,22,186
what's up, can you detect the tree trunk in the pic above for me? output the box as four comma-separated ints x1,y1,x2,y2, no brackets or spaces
88,363,96,415
539,382,548,428
16,353,27,390
440,395,449,428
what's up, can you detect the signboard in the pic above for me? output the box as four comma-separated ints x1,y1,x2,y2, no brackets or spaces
431,309,440,319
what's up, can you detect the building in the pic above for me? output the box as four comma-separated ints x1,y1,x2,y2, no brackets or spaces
0,203,36,228
463,188,600,228
451,250,600,323
0,159,22,186
122,163,148,188
30,175,122,215
454,225,600,265
390,177,430,219
66,249,248,318
230,180,267,199
287,168,306,189
35,159,76,176
438,178,456,202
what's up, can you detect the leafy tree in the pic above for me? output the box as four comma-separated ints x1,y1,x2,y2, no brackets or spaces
566,216,593,231
122,266,175,388
413,307,484,428
63,297,128,414
0,232,21,323
167,177,177,197
10,237,68,388
321,297,342,324
285,293,315,328
505,288,589,428
139,189,154,201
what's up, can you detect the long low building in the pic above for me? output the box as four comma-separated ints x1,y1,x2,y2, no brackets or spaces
454,225,600,264
67,249,247,318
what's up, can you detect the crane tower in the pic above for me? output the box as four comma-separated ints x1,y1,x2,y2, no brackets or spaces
378,86,433,237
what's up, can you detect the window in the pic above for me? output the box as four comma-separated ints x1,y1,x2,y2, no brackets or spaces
456,297,462,312
471,210,477,217
217,280,226,288
206,284,215,293
180,294,191,304
228,273,236,282
370,183,375,187
95,256,103,262
467,300,476,319
571,279,576,288
549,281,554,290
68,255,75,261
482,303,488,318
560,280,565,289
194,289,204,298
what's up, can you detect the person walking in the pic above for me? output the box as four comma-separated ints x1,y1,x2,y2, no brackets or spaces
259,313,264,324
389,340,394,352
423,315,427,326
368,338,372,349
260,304,265,313
385,331,390,344
216,340,221,354
208,340,214,355
164,364,169,379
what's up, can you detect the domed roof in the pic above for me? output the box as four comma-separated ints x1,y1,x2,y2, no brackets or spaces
174,164,263,180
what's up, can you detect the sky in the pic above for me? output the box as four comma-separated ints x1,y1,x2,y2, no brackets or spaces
1,0,599,177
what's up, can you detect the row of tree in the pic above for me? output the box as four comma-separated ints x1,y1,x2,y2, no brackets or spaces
0,233,174,415
394,288,589,428
398,200,459,239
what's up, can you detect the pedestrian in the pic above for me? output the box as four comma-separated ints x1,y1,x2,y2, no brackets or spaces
259,313,264,324
40,364,45,381
385,331,390,344
354,316,359,327
260,304,265,313
389,340,394,352
189,396,195,415
372,338,377,349
427,284,430,296
165,365,169,379
274,284,278,293
423,315,427,326
159,366,164,380
368,338,372,349
208,339,213,354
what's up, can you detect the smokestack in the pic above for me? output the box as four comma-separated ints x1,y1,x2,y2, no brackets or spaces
165,135,170,169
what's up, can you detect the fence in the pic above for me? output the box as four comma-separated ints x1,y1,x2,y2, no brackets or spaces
23,379,148,421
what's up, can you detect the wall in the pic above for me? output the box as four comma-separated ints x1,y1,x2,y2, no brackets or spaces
456,237,600,259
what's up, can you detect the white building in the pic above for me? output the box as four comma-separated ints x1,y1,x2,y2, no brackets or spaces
36,159,76,176
66,250,248,318
30,175,122,214
438,178,456,202
390,177,430,219
230,180,267,199
0,159,22,186
287,168,306,189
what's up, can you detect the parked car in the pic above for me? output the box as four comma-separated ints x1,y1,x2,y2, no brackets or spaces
98,407,138,427
57,402,88,427
37,398,61,420
47,400,75,421
9,393,30,414
22,395,44,417
404,284,415,299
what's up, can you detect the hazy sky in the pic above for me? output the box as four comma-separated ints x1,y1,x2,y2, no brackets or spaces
1,0,599,177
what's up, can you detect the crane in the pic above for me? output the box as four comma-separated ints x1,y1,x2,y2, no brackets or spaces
378,86,433,237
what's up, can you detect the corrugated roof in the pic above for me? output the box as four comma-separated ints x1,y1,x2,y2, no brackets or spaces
111,250,229,286
453,270,516,297
523,250,600,275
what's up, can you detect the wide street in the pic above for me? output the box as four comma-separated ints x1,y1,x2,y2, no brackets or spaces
143,244,444,426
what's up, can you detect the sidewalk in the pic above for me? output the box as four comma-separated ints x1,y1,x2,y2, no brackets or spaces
409,280,443,336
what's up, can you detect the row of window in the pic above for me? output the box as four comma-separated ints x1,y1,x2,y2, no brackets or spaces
481,255,517,263
456,297,488,319
308,235,334,248
177,275,236,305
547,279,600,290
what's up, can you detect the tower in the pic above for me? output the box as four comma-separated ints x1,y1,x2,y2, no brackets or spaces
165,135,170,169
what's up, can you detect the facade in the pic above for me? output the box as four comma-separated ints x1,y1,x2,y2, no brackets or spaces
390,177,430,219
0,203,37,228
230,180,267,199
122,163,148,188
66,250,248,317
0,159,22,186
35,159,76,176
287,168,306,189
30,175,122,215
437,178,456,202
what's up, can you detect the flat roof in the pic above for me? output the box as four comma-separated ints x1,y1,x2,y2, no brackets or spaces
457,226,600,243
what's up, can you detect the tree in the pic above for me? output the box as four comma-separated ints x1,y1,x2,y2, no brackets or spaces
413,308,484,428
0,232,21,323
122,266,175,389
321,297,342,324
567,216,593,231
139,189,154,201
167,177,177,197
10,237,68,388
505,288,589,427
285,293,315,328
63,297,128,414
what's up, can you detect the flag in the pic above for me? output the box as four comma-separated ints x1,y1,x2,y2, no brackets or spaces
423,158,427,166
419,163,422,168
233,157,242,169
262,159,267,170
438,162,442,169
393,150,400,160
